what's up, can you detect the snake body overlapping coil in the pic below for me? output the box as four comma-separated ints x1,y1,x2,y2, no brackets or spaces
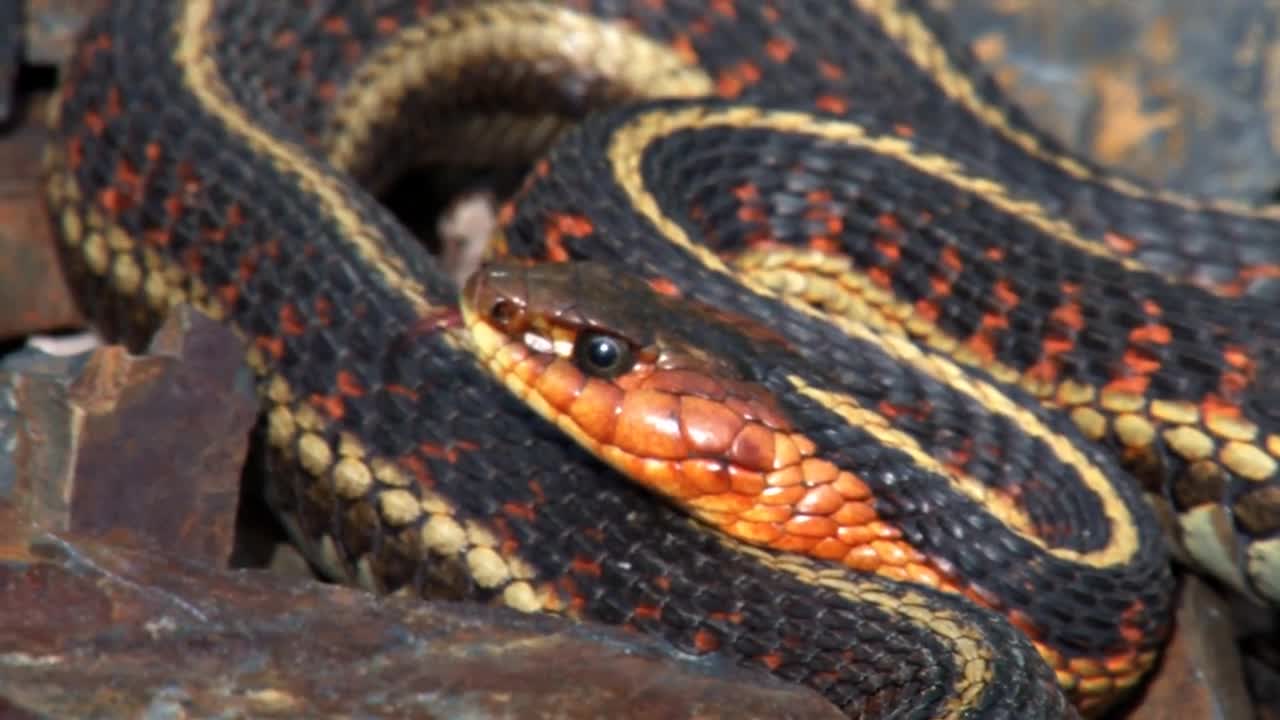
41,0,1280,717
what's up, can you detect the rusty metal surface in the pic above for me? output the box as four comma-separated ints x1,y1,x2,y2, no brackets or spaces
936,0,1280,202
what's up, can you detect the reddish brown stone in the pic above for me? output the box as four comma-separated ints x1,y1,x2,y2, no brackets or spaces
0,102,83,340
1,305,255,566
1128,577,1253,720
0,530,840,719
23,0,100,67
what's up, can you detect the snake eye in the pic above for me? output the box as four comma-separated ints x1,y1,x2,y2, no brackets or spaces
489,299,523,331
573,332,635,378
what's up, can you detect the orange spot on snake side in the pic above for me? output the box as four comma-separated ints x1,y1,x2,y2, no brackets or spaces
914,298,940,322
876,213,903,233
817,60,843,80
966,332,998,363
710,0,736,18
634,604,662,621
867,266,892,288
254,335,284,360
418,441,478,464
647,277,682,297
83,109,104,136
708,609,743,624
738,204,768,223
716,71,744,98
571,556,602,577
309,393,345,420
1122,347,1162,376
543,212,594,262
1221,372,1249,395
1050,301,1085,331
502,501,536,522
279,304,306,336
399,454,434,488
875,238,901,262
1201,394,1242,420
669,34,698,64
143,229,170,248
313,296,333,326
385,384,419,401
1222,345,1253,371
815,94,847,114
758,653,783,671
215,284,238,307
693,628,721,652
808,236,839,253
939,246,963,273
929,274,952,297
1104,232,1138,254
1025,357,1062,386
1128,324,1171,345
98,186,131,215
993,279,1019,308
104,86,123,119
65,137,83,170
336,370,366,397
1104,375,1150,397
765,38,793,62
321,16,349,34
733,183,759,202
1006,608,1043,640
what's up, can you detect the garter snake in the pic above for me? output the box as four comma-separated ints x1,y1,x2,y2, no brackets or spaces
37,0,1280,717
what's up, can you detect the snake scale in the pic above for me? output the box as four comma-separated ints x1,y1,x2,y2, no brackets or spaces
40,0,1280,717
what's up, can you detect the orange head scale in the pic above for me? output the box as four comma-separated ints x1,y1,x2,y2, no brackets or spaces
459,261,920,578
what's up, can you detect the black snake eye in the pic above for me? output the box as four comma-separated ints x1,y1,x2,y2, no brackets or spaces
573,332,635,378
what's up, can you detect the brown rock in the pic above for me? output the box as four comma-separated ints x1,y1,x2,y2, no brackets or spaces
1,305,256,566
0,94,83,340
1128,577,1253,720
0,530,840,719
23,0,100,67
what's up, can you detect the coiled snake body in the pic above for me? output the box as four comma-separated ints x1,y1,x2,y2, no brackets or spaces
42,0,1280,717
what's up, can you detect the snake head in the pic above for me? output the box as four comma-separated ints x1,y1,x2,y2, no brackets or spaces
458,259,818,504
